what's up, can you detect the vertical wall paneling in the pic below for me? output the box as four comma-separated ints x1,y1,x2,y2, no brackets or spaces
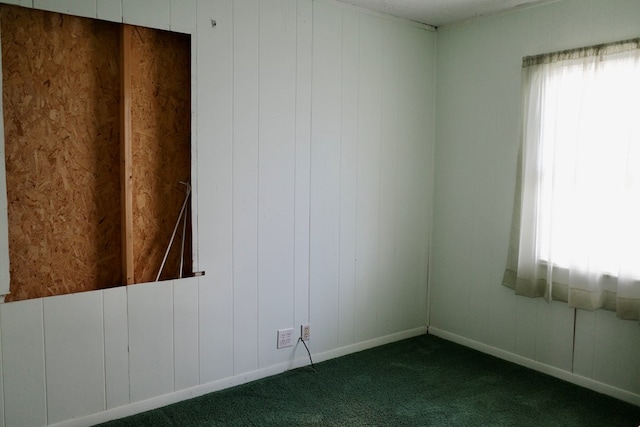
354,13,383,342
103,286,130,410
399,25,432,330
128,281,174,402
170,0,196,34
96,0,122,22
43,292,106,424
232,0,259,375
377,20,401,336
309,0,342,353
173,277,199,391
257,0,297,368
0,299,47,427
122,0,170,30
0,0,32,6
293,0,312,358
337,8,359,347
0,320,3,427
0,20,10,297
33,0,96,18
432,1,640,401
533,301,574,371
190,36,199,277
583,310,640,394
196,0,234,384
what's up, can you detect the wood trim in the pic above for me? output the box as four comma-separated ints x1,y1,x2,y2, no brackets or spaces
121,24,134,285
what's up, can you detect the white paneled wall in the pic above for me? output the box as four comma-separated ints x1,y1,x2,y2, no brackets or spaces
0,0,434,425
128,281,174,402
102,287,129,410
1,299,46,426
432,0,640,404
43,293,105,424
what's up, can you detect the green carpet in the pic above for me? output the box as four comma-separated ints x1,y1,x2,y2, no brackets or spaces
98,334,640,426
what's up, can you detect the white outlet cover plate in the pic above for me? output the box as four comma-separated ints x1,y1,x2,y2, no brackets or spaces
277,328,294,349
301,323,311,341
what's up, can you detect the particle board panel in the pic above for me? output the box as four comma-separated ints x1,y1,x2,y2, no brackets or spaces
130,25,191,284
43,291,106,424
354,13,383,342
257,0,297,368
103,285,130,410
196,0,234,384
170,0,196,34
338,8,359,347
293,0,312,341
1,6,122,301
0,298,47,427
232,0,259,376
122,0,170,30
34,0,96,18
97,0,122,23
173,277,199,390
128,280,174,402
309,0,342,353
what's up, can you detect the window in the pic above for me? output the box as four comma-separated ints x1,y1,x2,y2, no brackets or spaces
503,39,640,321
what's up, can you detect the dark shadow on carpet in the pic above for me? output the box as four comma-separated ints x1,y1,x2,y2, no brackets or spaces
97,334,640,426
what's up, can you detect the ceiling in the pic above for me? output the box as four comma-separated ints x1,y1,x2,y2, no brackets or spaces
335,0,558,28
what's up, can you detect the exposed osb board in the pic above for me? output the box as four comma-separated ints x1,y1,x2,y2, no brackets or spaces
1,5,122,301
130,26,191,283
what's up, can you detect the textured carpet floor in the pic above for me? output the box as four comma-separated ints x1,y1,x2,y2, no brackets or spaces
98,334,640,426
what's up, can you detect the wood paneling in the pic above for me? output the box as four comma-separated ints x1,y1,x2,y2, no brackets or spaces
354,12,383,342
232,0,259,375
122,0,170,30
293,0,312,349
43,292,105,424
33,0,96,18
103,286,130,410
128,280,174,402
257,0,297,368
337,8,359,347
173,277,199,390
310,0,342,353
0,299,47,427
97,0,122,23
196,0,234,385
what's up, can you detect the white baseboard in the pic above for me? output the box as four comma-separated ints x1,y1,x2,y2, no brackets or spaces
52,326,428,427
428,326,640,407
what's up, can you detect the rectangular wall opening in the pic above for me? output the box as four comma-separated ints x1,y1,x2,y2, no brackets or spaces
0,5,192,301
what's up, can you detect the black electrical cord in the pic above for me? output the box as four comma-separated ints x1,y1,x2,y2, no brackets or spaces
298,337,316,372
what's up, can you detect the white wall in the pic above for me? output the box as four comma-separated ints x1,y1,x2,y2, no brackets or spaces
0,0,435,425
432,0,640,404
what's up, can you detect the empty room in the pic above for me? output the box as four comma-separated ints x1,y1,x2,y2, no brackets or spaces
0,0,638,426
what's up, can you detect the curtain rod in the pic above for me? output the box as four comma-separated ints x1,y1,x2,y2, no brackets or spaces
523,37,640,67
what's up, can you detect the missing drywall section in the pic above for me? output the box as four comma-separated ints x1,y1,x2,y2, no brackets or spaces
131,25,192,284
0,5,192,302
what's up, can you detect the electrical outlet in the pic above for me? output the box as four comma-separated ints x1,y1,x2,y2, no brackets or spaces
301,323,311,341
277,328,294,349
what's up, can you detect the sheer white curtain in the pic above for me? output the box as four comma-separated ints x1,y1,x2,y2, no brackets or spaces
503,39,640,321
